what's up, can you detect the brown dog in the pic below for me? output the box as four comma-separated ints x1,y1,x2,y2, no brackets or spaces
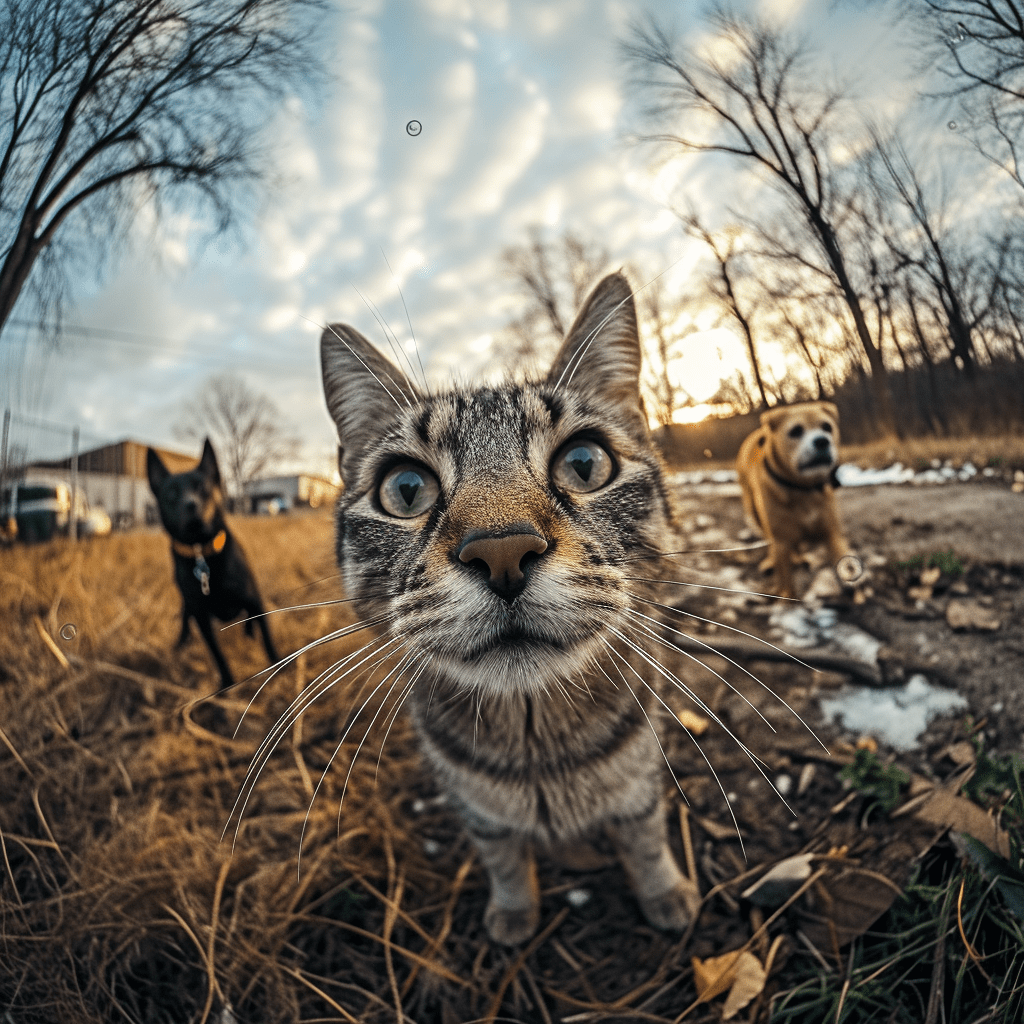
736,402,851,598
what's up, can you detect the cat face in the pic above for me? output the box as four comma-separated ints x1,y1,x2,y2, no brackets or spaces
321,273,676,696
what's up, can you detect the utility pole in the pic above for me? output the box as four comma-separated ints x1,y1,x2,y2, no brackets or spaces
69,426,79,541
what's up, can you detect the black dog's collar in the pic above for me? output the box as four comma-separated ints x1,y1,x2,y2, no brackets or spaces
171,529,227,559
765,460,842,492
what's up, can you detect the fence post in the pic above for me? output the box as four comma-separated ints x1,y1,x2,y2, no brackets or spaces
0,408,9,494
70,425,79,542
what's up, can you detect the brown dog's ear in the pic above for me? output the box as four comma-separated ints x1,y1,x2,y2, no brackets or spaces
760,406,791,430
199,438,222,486
146,448,169,497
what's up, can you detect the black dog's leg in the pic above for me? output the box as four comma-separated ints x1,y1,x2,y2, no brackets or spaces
176,608,192,648
248,599,280,665
193,612,236,689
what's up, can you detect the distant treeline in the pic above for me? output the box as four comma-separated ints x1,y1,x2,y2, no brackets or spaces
657,356,1024,464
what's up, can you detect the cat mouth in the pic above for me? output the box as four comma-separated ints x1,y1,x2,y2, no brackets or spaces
460,628,565,663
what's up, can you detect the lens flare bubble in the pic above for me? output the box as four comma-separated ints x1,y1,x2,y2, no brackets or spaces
59,623,78,641
406,120,422,136
836,555,864,584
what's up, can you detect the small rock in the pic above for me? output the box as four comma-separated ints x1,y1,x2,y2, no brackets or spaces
920,566,941,586
944,741,975,766
950,581,970,595
775,773,793,797
565,888,591,908
797,763,816,796
907,585,933,601
805,567,843,601
946,598,1001,632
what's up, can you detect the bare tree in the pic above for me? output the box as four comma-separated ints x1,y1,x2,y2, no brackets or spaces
680,211,769,408
622,8,900,433
498,227,609,367
174,373,299,502
919,0,1024,189
636,272,696,428
0,0,326,336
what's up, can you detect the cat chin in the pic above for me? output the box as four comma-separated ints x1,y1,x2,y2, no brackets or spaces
431,636,606,697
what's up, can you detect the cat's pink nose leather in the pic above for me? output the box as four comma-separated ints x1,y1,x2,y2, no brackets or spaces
458,531,548,596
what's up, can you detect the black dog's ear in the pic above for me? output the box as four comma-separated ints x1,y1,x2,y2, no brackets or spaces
199,438,222,485
147,448,169,497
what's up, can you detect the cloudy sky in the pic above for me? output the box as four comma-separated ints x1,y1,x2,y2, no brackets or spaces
1,0,971,475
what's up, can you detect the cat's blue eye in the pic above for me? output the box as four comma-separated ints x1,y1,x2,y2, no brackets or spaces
379,463,440,518
551,439,613,494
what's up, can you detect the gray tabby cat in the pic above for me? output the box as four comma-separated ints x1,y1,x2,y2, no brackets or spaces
320,272,701,945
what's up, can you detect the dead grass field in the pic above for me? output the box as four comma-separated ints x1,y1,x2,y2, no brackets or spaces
1,505,1020,1023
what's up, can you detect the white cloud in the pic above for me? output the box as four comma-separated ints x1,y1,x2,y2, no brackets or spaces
449,95,550,217
565,81,621,134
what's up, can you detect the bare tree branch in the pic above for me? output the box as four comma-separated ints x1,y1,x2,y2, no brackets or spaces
0,0,328,336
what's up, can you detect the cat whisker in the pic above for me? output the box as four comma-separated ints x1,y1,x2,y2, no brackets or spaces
623,573,798,603
622,610,778,734
629,599,828,750
334,651,420,825
225,633,406,847
226,635,402,846
607,625,794,821
303,314,414,410
297,645,415,877
608,542,769,565
595,652,689,807
601,639,747,854
379,245,429,389
639,596,820,675
233,614,392,736
374,664,427,782
553,257,686,392
223,594,364,631
354,284,423,396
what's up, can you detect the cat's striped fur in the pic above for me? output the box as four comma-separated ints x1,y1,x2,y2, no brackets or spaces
320,272,700,944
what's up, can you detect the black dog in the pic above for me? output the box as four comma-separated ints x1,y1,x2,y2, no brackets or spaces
147,439,279,688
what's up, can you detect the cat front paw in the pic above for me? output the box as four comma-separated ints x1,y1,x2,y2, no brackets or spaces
484,901,540,945
638,877,701,932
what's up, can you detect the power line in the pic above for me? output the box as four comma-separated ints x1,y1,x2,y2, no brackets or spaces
4,317,312,370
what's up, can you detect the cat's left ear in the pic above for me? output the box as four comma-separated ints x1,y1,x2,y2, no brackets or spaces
321,323,419,479
545,273,645,428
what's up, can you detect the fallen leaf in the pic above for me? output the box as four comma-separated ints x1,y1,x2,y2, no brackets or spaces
797,868,902,951
946,598,1001,632
692,950,741,1003
914,788,1010,858
722,952,766,1019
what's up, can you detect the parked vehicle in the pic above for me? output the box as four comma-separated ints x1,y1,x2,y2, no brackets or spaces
0,480,112,543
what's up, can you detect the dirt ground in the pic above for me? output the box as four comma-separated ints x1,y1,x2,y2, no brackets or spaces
673,479,1024,755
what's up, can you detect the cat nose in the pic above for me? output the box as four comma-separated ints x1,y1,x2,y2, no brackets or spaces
458,528,548,601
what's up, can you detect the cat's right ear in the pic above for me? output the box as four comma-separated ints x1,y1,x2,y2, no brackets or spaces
320,324,417,467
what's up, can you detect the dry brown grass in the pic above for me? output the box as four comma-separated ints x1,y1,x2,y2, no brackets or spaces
2,514,736,1023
